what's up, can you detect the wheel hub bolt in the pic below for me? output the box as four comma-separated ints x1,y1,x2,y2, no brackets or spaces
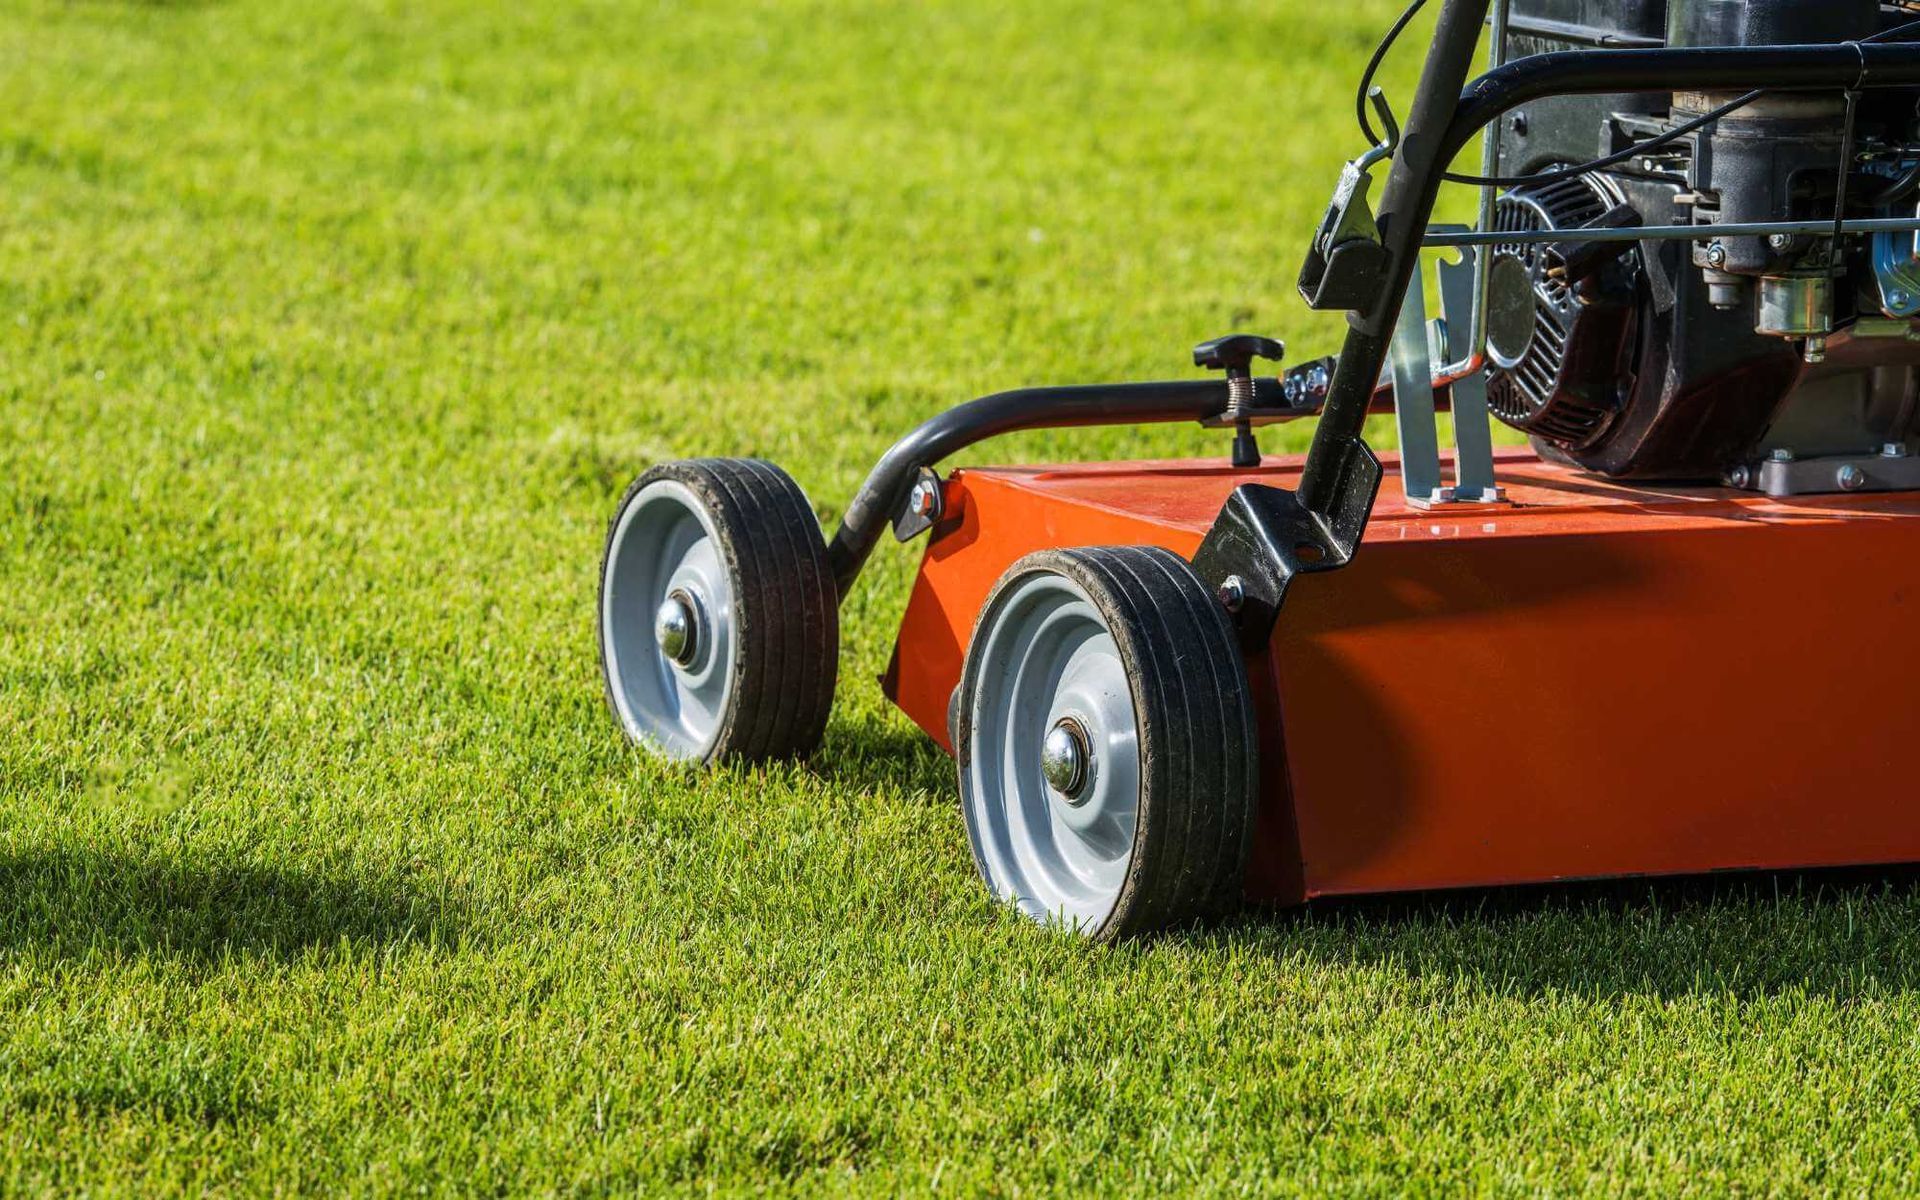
1041,718,1091,802
654,589,701,666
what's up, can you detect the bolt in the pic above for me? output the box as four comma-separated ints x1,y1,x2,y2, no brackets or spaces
1725,465,1751,489
1892,290,1913,311
1769,448,1796,463
1510,111,1528,137
1768,233,1795,251
1803,336,1828,364
1704,241,1728,269
1884,442,1908,458
1306,363,1331,394
908,478,939,517
1217,575,1246,614
1041,718,1091,801
1283,375,1305,406
1838,463,1869,491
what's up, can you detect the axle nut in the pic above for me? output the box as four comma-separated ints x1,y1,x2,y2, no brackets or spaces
654,589,701,666
1041,718,1091,802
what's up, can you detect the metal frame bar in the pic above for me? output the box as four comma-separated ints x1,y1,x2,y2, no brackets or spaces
1390,263,1447,503
1426,217,1920,247
1441,0,1510,381
1391,239,1501,506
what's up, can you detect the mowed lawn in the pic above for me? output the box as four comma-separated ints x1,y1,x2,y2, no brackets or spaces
6,0,1920,1192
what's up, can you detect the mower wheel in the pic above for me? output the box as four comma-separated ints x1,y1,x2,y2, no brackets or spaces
956,546,1257,940
598,458,838,763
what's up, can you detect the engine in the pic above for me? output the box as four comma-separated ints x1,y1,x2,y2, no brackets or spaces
1486,0,1920,491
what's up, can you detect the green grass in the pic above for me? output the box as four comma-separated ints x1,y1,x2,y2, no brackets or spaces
6,0,1920,1192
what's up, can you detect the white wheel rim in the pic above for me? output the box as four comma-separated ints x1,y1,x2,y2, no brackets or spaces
962,570,1140,932
601,479,735,760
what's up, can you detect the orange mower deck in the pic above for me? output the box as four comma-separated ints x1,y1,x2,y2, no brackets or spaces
884,447,1920,906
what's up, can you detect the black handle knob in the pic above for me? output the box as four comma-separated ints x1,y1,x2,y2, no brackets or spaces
1193,334,1285,373
1193,334,1284,471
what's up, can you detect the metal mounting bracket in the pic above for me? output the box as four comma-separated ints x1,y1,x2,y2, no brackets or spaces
1391,231,1507,508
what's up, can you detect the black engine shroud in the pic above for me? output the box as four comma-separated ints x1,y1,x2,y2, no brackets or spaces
1485,0,1920,480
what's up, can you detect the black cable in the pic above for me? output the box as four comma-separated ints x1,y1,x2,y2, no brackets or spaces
1873,154,1920,204
1830,89,1862,276
1356,0,1428,148
1869,16,1920,47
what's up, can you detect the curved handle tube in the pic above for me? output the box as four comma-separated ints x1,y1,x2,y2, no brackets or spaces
1442,43,1920,167
825,377,1280,596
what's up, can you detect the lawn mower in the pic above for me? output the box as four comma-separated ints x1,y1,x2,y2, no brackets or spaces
598,0,1920,940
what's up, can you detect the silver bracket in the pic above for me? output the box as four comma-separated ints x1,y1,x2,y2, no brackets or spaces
1390,230,1507,508
1730,446,1920,497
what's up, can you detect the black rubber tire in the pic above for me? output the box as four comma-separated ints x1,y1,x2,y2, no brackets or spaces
598,458,838,764
956,545,1258,941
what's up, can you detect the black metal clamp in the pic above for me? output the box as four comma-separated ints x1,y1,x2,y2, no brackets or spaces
1192,334,1285,468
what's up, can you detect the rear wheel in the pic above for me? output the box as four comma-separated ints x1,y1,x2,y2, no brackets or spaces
956,546,1257,940
598,458,838,763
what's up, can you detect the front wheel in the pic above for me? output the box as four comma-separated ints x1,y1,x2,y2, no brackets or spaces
598,458,838,764
955,546,1257,941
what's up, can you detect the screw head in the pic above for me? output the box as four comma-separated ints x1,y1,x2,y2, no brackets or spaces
908,479,938,517
1725,465,1751,489
1704,241,1728,269
654,590,700,666
1040,719,1091,801
1804,336,1828,364
1838,464,1869,491
1217,575,1246,614
1768,233,1795,251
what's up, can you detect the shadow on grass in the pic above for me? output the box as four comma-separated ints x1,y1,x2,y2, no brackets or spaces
757,715,1920,1002
0,846,465,965
1229,865,1920,1001
815,716,955,800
